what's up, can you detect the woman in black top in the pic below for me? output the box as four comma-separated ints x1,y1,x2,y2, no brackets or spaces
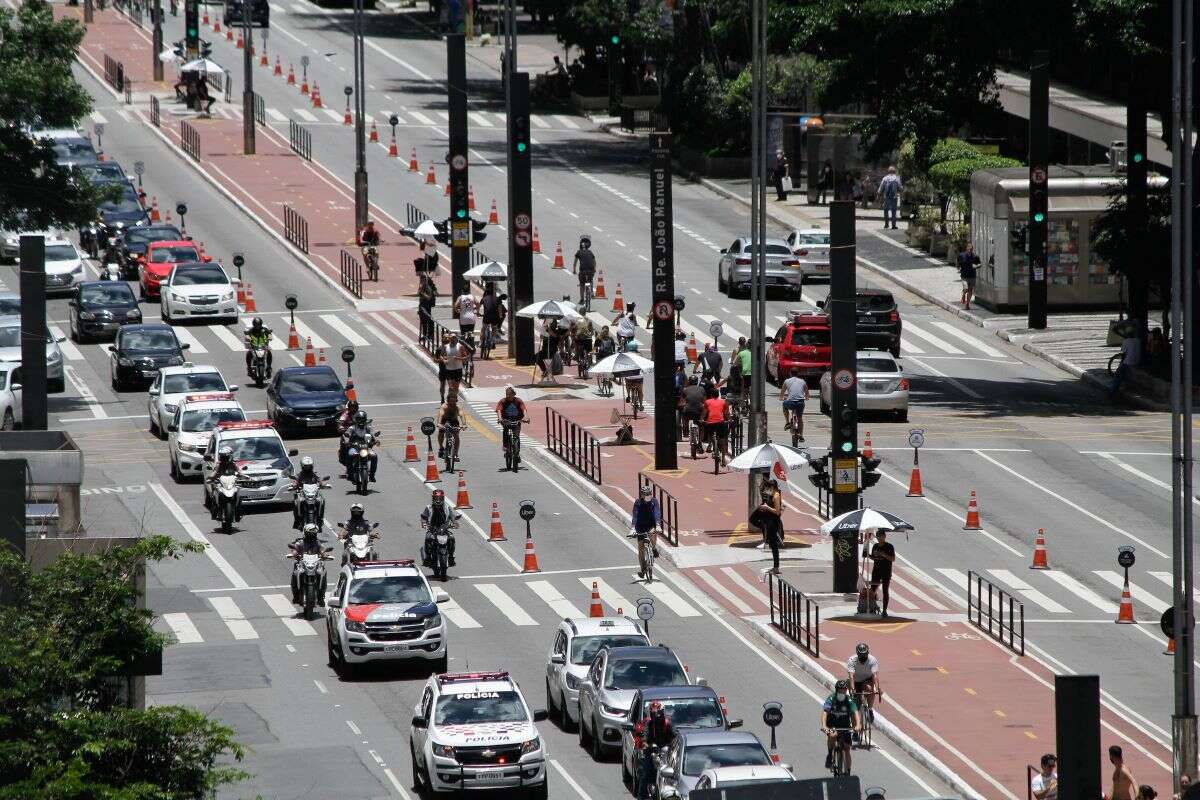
754,477,784,574
867,529,896,617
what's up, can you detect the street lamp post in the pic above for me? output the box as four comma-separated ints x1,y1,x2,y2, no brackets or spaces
241,1,255,155
352,0,368,230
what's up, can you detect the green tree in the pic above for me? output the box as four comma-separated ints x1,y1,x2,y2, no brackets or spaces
1090,186,1173,335
0,0,112,231
0,536,248,799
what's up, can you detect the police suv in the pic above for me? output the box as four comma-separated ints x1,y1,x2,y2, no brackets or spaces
167,392,245,481
201,420,297,508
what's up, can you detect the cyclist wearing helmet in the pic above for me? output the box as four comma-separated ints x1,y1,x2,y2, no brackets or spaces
572,235,597,305
340,410,377,481
629,484,661,579
846,642,881,715
420,488,460,567
821,679,861,773
633,700,673,799
243,317,273,377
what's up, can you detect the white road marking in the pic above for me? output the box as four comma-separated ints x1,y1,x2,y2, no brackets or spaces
1095,452,1200,506
208,596,259,639
550,759,593,799
1094,570,1170,613
293,317,329,349
581,577,634,617
346,720,362,735
904,322,965,354
553,114,580,129
292,108,319,122
383,768,412,799
906,356,982,399
90,111,108,123
162,612,203,643
898,338,926,355
721,566,770,606
695,569,754,613
409,110,435,125
314,679,328,694
267,107,288,122
1041,570,1118,614
475,583,538,625
645,580,701,617
527,580,584,618
64,365,107,419
1148,571,1200,604
171,326,208,353
149,482,250,589
210,324,245,351
320,313,369,346
439,596,482,628
927,320,1006,357
530,115,550,128
986,569,1070,613
50,326,83,360
935,568,969,592
891,574,949,611
262,592,318,636
468,111,492,127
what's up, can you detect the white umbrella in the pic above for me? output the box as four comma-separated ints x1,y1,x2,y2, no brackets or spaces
413,219,440,237
589,351,654,377
464,260,507,280
819,507,914,536
180,58,225,73
159,48,181,63
516,299,582,321
726,441,809,474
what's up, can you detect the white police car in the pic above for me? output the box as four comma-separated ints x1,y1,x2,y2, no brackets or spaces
201,420,297,509
167,392,245,481
325,559,450,675
410,671,549,798
546,617,649,731
148,363,235,438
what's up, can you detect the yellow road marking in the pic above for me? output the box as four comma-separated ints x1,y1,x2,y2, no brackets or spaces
964,688,977,696
1024,731,1038,740
936,666,948,675
910,649,922,656
994,709,1007,718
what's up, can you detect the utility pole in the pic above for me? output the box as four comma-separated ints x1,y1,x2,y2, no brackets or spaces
746,0,767,511
650,131,677,470
241,2,255,155
152,0,164,81
828,201,858,593
18,235,47,431
447,33,470,302
1027,49,1049,330
507,72,534,365
352,0,367,230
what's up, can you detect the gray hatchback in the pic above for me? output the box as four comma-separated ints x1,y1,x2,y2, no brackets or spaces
655,729,774,800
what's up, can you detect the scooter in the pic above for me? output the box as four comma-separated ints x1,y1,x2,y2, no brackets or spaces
248,346,268,387
348,433,377,495
422,523,455,581
210,473,242,534
293,476,330,530
337,521,380,565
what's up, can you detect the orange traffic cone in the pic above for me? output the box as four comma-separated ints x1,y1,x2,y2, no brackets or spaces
213,17,220,32
588,581,603,617
489,501,506,540
404,427,419,462
236,280,246,306
488,198,499,225
426,162,437,185
1030,528,1049,569
287,323,300,350
274,56,282,76
963,490,981,530
408,146,418,170
369,120,378,142
552,241,565,268
906,457,924,496
343,99,353,126
594,270,607,299
444,179,451,197
468,186,476,211
260,49,269,67
300,75,309,95
287,64,296,85
312,82,323,108
532,226,541,253
242,283,257,313
862,431,874,460
387,134,398,158
303,337,316,367
150,196,161,222
424,448,441,483
455,472,472,508
612,283,625,313
1165,636,1176,655
202,9,209,24
236,31,244,48
686,334,698,363
318,348,327,365
1116,578,1135,623
226,26,233,42
522,534,541,573
345,380,357,403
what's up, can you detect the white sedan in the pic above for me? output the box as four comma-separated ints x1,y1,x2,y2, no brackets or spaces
147,364,236,438
820,350,909,422
160,262,239,324
42,238,88,294
784,228,831,282
0,362,22,430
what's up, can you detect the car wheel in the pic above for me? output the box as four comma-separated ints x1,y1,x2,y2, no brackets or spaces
409,742,423,791
1,408,14,431
718,269,726,294
149,411,160,437
891,345,901,358
590,717,605,761
546,680,560,727
895,409,908,422
48,377,64,393
169,455,182,483
578,710,592,750
622,754,633,788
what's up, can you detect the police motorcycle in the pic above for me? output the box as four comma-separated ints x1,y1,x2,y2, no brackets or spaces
419,489,458,581
286,524,333,619
336,505,381,565
290,457,330,531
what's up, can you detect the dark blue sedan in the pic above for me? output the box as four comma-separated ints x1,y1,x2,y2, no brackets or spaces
265,365,348,434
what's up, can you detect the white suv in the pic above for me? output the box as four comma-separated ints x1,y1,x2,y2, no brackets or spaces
325,559,450,675
546,617,649,731
410,671,549,799
201,420,297,508
148,363,235,438
167,392,245,481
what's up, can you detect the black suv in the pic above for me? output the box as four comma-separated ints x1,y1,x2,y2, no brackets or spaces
855,289,902,357
224,0,269,26
108,323,189,391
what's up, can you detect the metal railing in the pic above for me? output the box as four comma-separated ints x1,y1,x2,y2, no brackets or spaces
637,472,680,546
288,119,311,161
103,55,126,92
180,120,200,162
417,308,451,357
967,570,1025,655
150,95,160,127
619,107,668,133
768,572,820,657
283,205,308,254
339,249,363,299
124,79,132,105
545,406,602,484
252,92,265,125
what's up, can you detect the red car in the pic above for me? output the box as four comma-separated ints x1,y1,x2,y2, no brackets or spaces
766,311,832,383
137,240,208,300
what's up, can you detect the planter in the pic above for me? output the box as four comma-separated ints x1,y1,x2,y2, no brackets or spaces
676,143,751,179
908,225,931,249
929,231,949,257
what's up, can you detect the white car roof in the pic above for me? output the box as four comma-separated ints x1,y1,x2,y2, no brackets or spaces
563,617,645,636
701,764,796,784
213,424,281,442
345,561,424,580
178,397,242,412
159,363,222,377
43,237,74,248
856,350,897,361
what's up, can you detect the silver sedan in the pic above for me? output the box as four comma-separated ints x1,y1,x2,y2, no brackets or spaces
819,350,909,422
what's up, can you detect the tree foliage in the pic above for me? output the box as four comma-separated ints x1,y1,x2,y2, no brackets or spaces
928,154,1023,210
0,0,112,231
0,536,248,799
555,0,672,55
1090,187,1172,314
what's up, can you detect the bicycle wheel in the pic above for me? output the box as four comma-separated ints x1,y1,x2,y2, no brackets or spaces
1108,352,1123,375
833,744,846,776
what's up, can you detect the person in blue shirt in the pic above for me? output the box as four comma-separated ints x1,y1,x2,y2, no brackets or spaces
629,485,661,579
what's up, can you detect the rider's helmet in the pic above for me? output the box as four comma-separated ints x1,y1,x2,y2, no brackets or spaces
346,400,360,417
251,317,263,330
648,700,664,717
218,445,233,462
579,234,591,249
350,503,364,519
300,456,314,470
856,642,870,658
301,523,320,545
639,484,653,499
835,679,849,694
431,488,446,505
864,788,886,800
353,410,368,427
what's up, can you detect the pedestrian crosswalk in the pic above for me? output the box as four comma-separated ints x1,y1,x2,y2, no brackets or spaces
210,104,586,133
155,572,703,645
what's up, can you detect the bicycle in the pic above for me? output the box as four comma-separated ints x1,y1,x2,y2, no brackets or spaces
711,424,727,475
627,529,656,582
1107,350,1125,375
687,417,705,460
824,727,854,776
850,689,878,750
626,380,645,416
362,245,380,281
480,322,498,360
576,347,592,379
501,418,526,472
440,424,461,473
579,280,593,314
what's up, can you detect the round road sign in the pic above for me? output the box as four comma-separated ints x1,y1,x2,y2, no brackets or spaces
514,232,531,247
1032,167,1047,185
341,346,355,364
762,702,783,728
284,294,298,311
519,500,536,521
232,253,245,268
708,320,723,339
673,295,685,312
833,369,855,390
636,598,655,621
94,122,105,136
301,55,310,68
907,429,925,449
134,160,145,176
176,202,188,217
514,213,531,230
1117,546,1136,569
653,300,673,322
389,114,399,127
1161,607,1175,639
450,154,467,171
344,85,353,96
420,416,436,437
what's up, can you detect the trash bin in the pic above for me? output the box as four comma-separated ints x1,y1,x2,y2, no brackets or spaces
831,529,858,594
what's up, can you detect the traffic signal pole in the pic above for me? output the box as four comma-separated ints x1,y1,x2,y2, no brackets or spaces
1027,49,1049,330
829,201,858,593
184,0,199,59
241,2,255,156
507,72,534,365
650,132,677,470
152,0,164,82
447,34,469,301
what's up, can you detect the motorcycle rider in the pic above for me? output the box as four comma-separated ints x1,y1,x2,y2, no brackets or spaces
206,445,240,520
243,317,273,378
337,398,360,433
419,488,459,567
290,456,324,530
633,700,674,799
286,523,330,605
339,502,372,537
340,409,378,482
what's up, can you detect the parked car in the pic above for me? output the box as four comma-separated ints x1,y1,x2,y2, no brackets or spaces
765,311,831,384
0,315,66,393
820,350,910,421
108,323,189,391
655,730,776,800
265,366,348,433
0,362,22,430
717,237,803,299
785,227,831,282
79,161,130,184
69,281,142,342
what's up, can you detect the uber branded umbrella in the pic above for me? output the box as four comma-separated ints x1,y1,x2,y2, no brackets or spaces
159,48,182,63
413,219,440,238
515,299,582,321
179,58,225,73
727,441,809,474
820,507,914,536
589,351,654,378
463,260,507,280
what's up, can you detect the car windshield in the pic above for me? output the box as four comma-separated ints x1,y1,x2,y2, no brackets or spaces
120,330,178,350
163,372,225,393
720,778,789,787
658,697,724,728
794,233,830,245
434,691,527,725
606,658,686,689
570,635,649,665
101,186,142,213
682,743,771,776
51,140,96,162
182,407,244,432
858,358,898,373
222,435,288,466
173,267,226,285
857,294,895,310
126,228,180,245
44,245,77,262
281,371,341,393
81,284,135,305
0,298,18,315
82,163,125,179
790,329,830,347
0,325,20,348
150,246,199,263
744,244,793,255
347,576,430,605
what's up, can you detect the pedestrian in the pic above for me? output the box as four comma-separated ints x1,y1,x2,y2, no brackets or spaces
196,75,215,116
958,243,981,310
878,166,903,229
751,476,784,573
860,174,874,208
1109,745,1138,800
418,273,438,341
1110,326,1142,401
1173,774,1191,800
841,171,856,202
817,159,834,205
773,151,791,201
1137,786,1157,800
865,529,895,617
1031,753,1058,800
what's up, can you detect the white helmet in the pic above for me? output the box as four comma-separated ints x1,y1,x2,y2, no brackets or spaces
300,456,314,469
218,446,233,458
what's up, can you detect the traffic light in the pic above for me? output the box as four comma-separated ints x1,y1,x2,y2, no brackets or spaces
184,0,200,56
610,33,621,45
860,455,882,489
512,112,529,155
1033,211,1045,223
807,453,830,490
837,406,855,453
471,219,487,244
433,219,450,245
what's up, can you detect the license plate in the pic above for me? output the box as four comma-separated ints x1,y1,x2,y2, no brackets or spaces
475,771,505,782
383,645,408,652
815,264,830,271
306,419,325,428
141,370,158,377
858,316,872,323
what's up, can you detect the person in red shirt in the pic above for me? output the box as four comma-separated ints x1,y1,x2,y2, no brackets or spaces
703,385,730,468
633,701,674,799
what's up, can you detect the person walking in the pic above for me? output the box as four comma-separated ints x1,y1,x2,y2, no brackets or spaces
772,152,791,201
958,243,981,309
1110,325,1142,401
752,476,784,573
865,529,895,617
1031,753,1058,800
418,273,438,341
817,159,834,205
878,166,903,229
1109,745,1138,800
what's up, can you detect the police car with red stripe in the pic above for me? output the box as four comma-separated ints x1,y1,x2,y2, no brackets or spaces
167,392,245,481
201,420,298,508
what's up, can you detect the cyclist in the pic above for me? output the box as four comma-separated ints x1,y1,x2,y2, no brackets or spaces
357,220,381,277
438,332,469,401
480,283,504,354
436,390,463,461
702,383,730,459
846,642,882,721
629,484,661,580
779,367,810,442
614,302,638,351
495,385,528,458
680,376,707,442
696,342,723,386
633,700,674,799
673,329,688,370
572,235,597,306
455,290,478,339
572,317,594,376
243,317,273,378
821,679,861,773
595,325,617,361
